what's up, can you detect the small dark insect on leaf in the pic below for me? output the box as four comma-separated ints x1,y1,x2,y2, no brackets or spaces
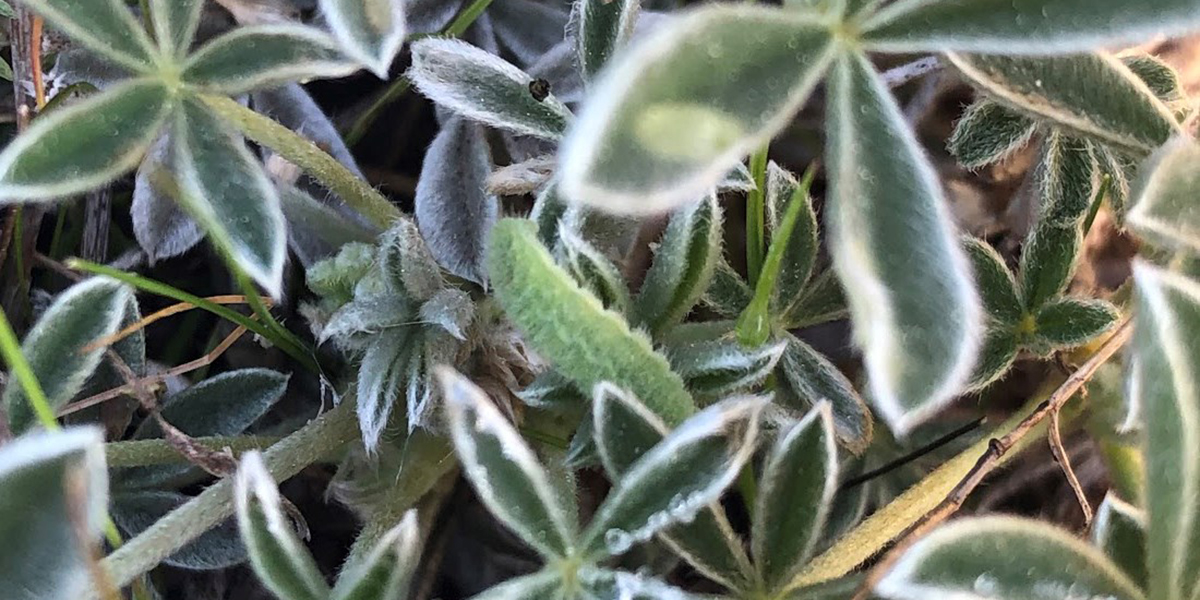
529,78,552,102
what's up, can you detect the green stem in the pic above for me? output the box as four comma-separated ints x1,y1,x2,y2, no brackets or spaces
197,94,401,229
343,0,497,146
745,147,770,288
48,205,68,259
1081,173,1112,238
102,401,361,590
66,259,320,373
232,267,308,368
105,436,281,468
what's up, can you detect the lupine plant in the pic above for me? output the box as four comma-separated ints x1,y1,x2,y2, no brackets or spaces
0,0,1199,599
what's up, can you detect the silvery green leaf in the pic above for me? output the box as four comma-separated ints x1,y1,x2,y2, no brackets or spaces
962,236,1022,325
825,50,981,435
0,428,108,600
20,0,157,72
561,203,641,259
47,48,131,92
235,453,330,600
944,53,1178,155
332,511,420,600
633,194,722,335
1131,263,1200,600
1124,55,1184,105
379,217,445,303
489,0,571,68
965,328,1019,392
1092,494,1147,589
781,268,849,329
173,97,287,297
947,100,1037,170
753,404,837,592
150,0,204,58
408,38,573,140
407,0,462,33
279,184,378,267
141,369,289,438
876,516,1143,600
468,571,561,600
531,181,569,248
319,0,407,77
766,162,820,307
1019,221,1081,312
357,328,415,451
518,370,582,408
419,288,475,340
567,411,601,469
719,162,756,193
182,25,359,96
559,5,835,214
112,490,246,570
775,332,871,454
703,258,752,319
321,296,413,346
1037,132,1098,226
3,277,132,434
666,334,787,401
0,80,170,202
862,0,1200,55
784,576,864,600
1032,297,1119,352
1128,137,1200,255
578,567,710,599
415,119,497,285
580,395,765,558
559,228,631,312
438,367,577,559
1095,145,1134,220
308,242,377,306
574,0,641,81
133,134,205,262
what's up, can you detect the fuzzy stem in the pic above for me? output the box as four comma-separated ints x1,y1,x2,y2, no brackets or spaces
105,436,282,468
198,94,401,229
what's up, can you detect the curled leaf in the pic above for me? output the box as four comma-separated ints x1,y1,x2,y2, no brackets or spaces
947,100,1036,170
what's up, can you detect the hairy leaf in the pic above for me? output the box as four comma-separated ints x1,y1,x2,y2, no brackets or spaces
825,50,981,434
469,571,561,600
142,369,287,438
0,80,170,201
775,332,871,454
962,237,1022,325
320,0,407,77
666,334,786,401
876,516,1143,600
4,277,131,434
21,0,156,72
766,162,820,307
574,0,641,81
1124,55,1184,105
944,53,1178,155
704,258,752,319
357,328,414,451
947,100,1036,170
965,328,1019,392
332,511,420,600
559,228,631,312
408,38,573,140
279,185,377,267
133,134,204,261
1019,221,1081,312
1038,132,1098,226
1096,144,1134,220
378,218,445,302
1032,297,1119,351
439,368,577,559
754,404,838,591
558,5,835,214
634,194,722,334
1128,137,1200,256
150,0,203,58
182,25,358,95
113,491,245,570
488,219,695,424
1092,494,1147,589
781,269,849,329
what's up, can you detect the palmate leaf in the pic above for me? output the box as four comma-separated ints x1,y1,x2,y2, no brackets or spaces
943,53,1178,156
825,49,981,435
149,0,203,59
1031,297,1119,352
172,97,288,296
1092,494,1148,589
574,0,641,81
0,80,170,201
438,368,577,559
1019,221,1081,312
1037,132,1098,226
357,328,414,451
331,511,420,600
876,516,1144,600
320,0,408,78
3,277,132,434
862,0,1200,55
408,38,574,140
0,428,108,600
947,100,1036,170
1132,263,1200,600
182,25,359,96
1128,137,1200,255
633,194,723,335
558,4,836,214
21,0,156,72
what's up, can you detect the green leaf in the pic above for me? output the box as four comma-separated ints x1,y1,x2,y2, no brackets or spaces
781,268,849,329
1128,137,1200,255
0,58,11,82
469,571,562,600
766,162,820,308
531,182,569,248
1095,145,1134,220
140,369,289,438
633,194,722,335
149,0,203,59
574,0,640,81
235,452,330,600
3,277,132,434
580,395,765,558
0,1,13,18
0,80,170,201
1131,263,1200,600
825,50,981,435
862,0,1200,55
559,228,631,313
558,4,835,214
356,328,414,451
665,333,786,401
964,327,1019,392
20,0,156,72
961,237,1022,325
308,242,376,306
1019,221,1081,312
1037,132,1098,226
1032,297,1120,352
332,511,420,600
488,218,695,425
172,97,287,296
947,100,1036,170
1124,55,1184,105
419,288,474,341
753,404,838,592
182,25,358,95
112,490,246,570
438,368,577,559
943,53,1178,155
578,568,710,599
378,218,445,303
320,296,414,348
876,516,1144,600
775,333,872,454
703,258,753,319
408,38,573,140
320,0,407,77
1092,494,1147,589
